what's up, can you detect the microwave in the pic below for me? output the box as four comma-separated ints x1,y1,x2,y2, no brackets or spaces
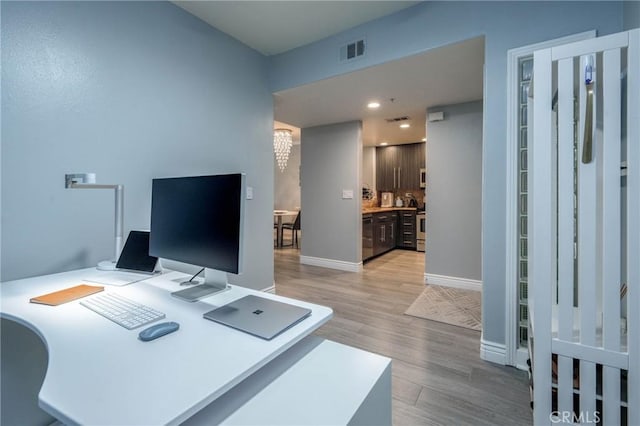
420,168,426,188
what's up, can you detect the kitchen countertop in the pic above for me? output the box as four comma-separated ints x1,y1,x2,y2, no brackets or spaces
362,207,418,214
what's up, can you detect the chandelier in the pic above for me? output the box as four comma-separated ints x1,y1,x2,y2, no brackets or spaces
273,128,293,172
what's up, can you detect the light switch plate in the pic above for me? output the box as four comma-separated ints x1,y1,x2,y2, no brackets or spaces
246,186,254,200
342,189,354,199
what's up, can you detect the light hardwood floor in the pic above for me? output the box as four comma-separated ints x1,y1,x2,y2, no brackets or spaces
274,248,533,426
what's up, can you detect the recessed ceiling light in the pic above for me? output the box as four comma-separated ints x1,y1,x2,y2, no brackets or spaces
400,123,410,129
380,142,388,146
367,101,381,109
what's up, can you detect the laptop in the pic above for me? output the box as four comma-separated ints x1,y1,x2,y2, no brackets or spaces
116,231,158,273
83,231,158,287
203,295,312,340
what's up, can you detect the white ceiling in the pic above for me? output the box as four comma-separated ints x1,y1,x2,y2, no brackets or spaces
173,1,420,56
274,37,485,146
174,1,484,147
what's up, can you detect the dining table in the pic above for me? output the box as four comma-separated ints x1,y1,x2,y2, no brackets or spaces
273,210,298,248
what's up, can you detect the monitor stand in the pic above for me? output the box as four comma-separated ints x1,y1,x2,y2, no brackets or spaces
171,268,230,302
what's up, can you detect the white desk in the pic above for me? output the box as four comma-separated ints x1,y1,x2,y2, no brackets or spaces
0,269,332,425
0,269,392,425
187,336,392,426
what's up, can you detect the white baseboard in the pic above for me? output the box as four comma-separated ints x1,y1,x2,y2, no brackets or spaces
299,255,362,273
424,273,482,291
480,337,507,365
515,347,530,371
261,285,276,294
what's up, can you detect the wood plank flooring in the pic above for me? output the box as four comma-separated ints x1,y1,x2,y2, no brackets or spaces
274,248,533,425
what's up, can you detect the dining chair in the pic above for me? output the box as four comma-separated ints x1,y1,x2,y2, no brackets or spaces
281,211,301,248
273,219,279,247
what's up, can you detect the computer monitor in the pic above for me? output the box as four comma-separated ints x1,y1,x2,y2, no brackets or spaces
149,173,245,301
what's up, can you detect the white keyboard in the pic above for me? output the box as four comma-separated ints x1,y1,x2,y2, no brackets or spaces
80,293,166,330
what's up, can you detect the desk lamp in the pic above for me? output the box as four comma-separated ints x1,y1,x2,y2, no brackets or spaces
65,173,124,271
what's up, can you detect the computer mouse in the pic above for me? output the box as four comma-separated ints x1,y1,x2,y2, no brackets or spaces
138,321,179,341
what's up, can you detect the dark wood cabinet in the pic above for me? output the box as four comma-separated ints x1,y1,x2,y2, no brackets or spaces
362,214,373,260
397,211,417,249
399,144,425,189
364,210,419,261
372,211,397,257
384,212,397,252
362,209,417,261
376,143,425,191
375,146,399,191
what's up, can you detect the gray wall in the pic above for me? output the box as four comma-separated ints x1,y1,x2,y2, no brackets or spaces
426,101,483,281
624,0,640,29
362,147,376,192
301,122,362,264
1,1,274,290
269,1,623,345
274,144,301,210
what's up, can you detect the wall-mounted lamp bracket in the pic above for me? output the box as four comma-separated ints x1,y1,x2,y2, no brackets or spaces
65,173,97,187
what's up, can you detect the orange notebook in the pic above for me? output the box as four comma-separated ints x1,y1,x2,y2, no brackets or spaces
30,284,104,306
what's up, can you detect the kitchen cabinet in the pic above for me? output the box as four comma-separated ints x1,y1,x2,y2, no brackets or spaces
363,208,418,261
375,146,399,191
372,211,397,257
397,211,416,249
362,214,373,260
376,143,425,190
400,143,425,189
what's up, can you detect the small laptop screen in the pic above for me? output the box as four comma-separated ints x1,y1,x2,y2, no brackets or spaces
116,231,158,273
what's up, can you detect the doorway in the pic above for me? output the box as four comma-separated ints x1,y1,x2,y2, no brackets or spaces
272,36,485,292
273,123,302,250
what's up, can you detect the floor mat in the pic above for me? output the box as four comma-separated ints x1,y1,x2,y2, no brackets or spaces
405,285,481,331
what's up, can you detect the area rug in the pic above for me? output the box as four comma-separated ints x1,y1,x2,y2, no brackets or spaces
405,285,482,331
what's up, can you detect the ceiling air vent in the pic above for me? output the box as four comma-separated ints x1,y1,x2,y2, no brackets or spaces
385,116,410,123
340,38,365,62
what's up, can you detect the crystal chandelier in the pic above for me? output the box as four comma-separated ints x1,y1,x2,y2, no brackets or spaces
273,128,293,172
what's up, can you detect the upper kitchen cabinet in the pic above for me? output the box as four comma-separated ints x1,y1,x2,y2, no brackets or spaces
399,143,425,189
376,146,399,190
376,143,425,190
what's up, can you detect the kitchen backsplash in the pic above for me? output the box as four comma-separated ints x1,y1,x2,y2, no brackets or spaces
362,189,426,209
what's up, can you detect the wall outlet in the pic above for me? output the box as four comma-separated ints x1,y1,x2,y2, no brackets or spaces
342,189,354,199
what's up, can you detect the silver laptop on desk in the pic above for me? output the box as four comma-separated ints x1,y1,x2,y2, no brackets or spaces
203,295,311,340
